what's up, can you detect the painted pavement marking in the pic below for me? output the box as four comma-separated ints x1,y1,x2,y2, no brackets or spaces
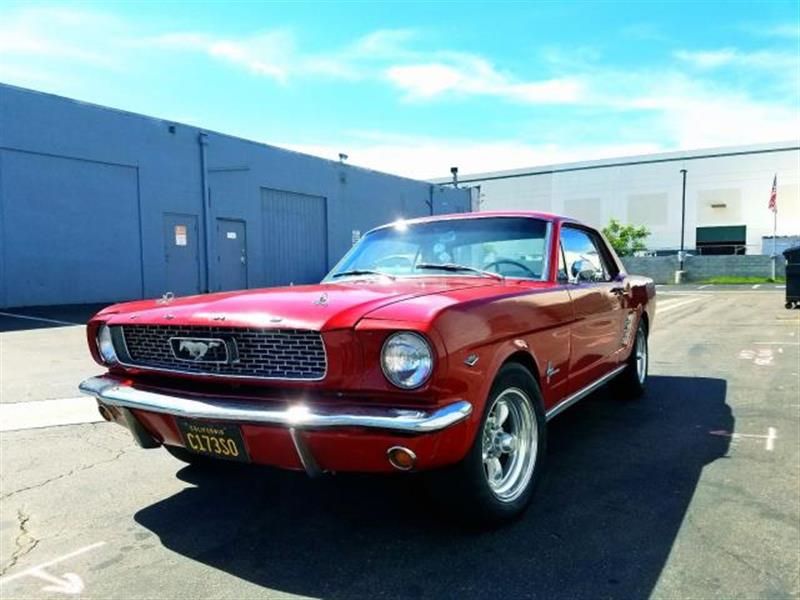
737,348,775,366
709,428,778,452
0,397,104,432
0,541,106,595
0,312,80,327
658,297,703,314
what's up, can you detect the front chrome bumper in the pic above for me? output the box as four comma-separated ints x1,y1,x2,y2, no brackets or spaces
78,375,472,434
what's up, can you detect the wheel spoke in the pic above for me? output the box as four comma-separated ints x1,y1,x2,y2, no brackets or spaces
481,386,539,503
485,457,503,483
494,400,510,427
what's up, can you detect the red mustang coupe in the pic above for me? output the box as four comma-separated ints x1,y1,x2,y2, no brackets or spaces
80,211,655,522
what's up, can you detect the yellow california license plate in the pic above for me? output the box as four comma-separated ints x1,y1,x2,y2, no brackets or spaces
176,418,250,463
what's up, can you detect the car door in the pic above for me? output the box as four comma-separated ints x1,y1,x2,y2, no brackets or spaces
560,225,627,393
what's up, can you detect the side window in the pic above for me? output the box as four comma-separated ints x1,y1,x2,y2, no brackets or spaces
560,227,614,282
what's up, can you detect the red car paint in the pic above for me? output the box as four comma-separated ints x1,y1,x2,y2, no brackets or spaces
85,212,655,473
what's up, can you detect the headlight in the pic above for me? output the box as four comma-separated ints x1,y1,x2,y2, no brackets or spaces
381,332,433,389
96,324,118,365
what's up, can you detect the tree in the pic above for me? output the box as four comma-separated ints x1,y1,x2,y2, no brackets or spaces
602,219,650,256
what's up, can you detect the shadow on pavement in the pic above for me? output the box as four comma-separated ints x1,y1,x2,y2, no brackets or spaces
135,375,731,599
0,303,109,332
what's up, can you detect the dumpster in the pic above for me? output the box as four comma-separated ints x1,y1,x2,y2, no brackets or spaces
783,245,800,309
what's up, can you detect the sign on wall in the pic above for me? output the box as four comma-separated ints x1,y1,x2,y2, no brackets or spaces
174,225,187,246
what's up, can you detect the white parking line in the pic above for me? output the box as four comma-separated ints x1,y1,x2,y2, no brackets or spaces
752,284,761,289
697,284,714,290
658,297,702,314
709,428,778,451
766,427,777,451
0,312,80,326
0,542,106,588
0,397,104,431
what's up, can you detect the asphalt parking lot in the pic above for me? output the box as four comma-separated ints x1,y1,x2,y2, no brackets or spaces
1,287,798,599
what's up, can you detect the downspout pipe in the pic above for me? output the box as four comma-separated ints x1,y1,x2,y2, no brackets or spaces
199,132,212,293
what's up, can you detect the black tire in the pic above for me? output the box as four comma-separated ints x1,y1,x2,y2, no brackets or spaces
164,444,215,466
430,362,547,525
616,319,648,398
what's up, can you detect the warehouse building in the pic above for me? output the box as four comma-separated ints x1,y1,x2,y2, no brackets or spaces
0,84,471,308
438,142,800,255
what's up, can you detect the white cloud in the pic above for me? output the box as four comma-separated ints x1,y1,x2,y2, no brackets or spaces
674,47,800,70
280,132,664,179
632,90,800,149
674,48,738,69
151,26,583,104
385,53,583,104
762,23,800,39
153,30,294,81
0,6,123,68
0,4,796,181
148,27,416,82
350,29,417,59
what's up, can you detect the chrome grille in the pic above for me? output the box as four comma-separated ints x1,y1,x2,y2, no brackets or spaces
118,325,327,380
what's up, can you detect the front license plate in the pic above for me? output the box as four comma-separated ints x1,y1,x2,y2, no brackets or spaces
176,418,250,463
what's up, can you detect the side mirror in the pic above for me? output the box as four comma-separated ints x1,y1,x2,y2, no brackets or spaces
572,259,599,282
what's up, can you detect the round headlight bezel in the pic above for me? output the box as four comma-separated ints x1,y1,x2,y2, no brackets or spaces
96,323,118,365
380,331,434,390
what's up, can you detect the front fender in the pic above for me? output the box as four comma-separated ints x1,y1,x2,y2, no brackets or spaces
438,335,544,455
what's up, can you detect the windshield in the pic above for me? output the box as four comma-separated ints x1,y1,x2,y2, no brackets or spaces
325,217,551,281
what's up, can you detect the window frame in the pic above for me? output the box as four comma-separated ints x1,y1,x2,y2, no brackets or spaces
559,224,619,283
324,217,554,282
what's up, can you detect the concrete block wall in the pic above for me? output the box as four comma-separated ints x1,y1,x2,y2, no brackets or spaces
622,255,786,283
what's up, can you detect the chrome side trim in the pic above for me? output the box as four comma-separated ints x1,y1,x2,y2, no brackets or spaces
79,375,473,434
545,364,626,421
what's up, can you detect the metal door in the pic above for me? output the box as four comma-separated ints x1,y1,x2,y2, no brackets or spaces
163,214,200,296
216,218,247,291
262,188,328,286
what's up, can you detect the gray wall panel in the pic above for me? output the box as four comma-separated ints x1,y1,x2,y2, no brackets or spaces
1,149,142,305
262,188,327,286
0,83,472,307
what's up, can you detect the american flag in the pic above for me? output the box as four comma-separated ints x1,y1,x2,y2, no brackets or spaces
769,174,777,213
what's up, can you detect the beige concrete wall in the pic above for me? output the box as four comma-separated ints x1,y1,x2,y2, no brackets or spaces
458,144,800,254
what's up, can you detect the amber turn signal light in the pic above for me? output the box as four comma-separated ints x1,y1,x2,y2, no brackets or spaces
387,446,417,471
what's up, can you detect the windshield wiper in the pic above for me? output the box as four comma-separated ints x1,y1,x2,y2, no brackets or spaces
415,263,504,281
331,269,396,280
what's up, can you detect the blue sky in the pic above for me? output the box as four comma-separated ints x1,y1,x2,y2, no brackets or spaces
1,1,798,178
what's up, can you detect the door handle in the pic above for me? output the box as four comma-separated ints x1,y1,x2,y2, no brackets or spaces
610,286,625,295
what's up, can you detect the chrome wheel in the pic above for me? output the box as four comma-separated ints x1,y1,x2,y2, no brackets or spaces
481,387,538,503
635,327,648,385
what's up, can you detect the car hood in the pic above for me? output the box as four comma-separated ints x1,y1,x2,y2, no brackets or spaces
97,278,499,331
